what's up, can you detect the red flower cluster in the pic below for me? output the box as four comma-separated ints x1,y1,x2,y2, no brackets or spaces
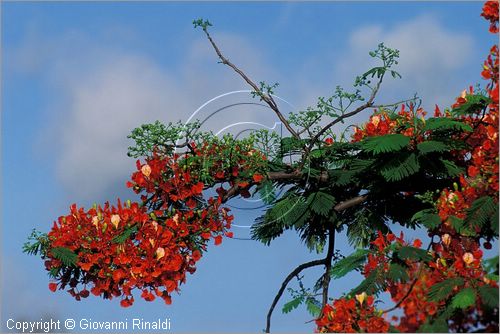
482,0,499,33
43,137,269,306
45,196,232,307
362,232,440,332
352,112,396,141
44,142,254,306
352,105,427,142
321,4,499,332
316,294,389,333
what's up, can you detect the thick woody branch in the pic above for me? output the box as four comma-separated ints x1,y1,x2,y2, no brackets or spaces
321,227,335,309
202,27,300,140
220,171,368,210
333,195,368,212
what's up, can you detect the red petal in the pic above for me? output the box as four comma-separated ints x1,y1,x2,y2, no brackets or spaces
49,283,58,292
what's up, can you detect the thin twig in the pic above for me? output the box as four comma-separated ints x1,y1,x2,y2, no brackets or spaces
382,241,433,314
202,27,300,140
307,75,384,153
265,259,326,333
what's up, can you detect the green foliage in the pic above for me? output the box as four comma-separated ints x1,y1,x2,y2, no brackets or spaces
411,209,441,229
23,229,49,256
330,249,369,279
257,180,277,205
478,286,499,309
127,120,204,158
423,118,473,133
397,246,432,262
380,153,420,182
192,18,212,30
355,43,400,86
427,278,465,302
305,297,322,317
251,193,311,245
51,247,78,267
451,93,491,115
349,268,386,296
344,208,388,248
361,134,410,154
451,287,476,310
388,263,410,283
439,159,463,177
307,191,335,217
282,295,304,314
418,318,449,333
465,196,498,237
484,256,499,275
112,225,138,244
328,158,374,186
417,141,449,154
251,81,280,100
280,137,307,156
251,129,281,161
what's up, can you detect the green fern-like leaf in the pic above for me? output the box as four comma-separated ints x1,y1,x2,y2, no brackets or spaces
329,170,356,186
112,225,138,244
361,134,410,154
451,287,476,309
48,267,61,279
381,153,420,182
397,246,432,262
484,256,499,275
307,191,335,217
440,159,464,177
388,263,410,283
448,215,476,236
258,180,276,205
424,118,473,133
418,318,449,333
452,93,491,115
282,295,304,314
51,247,78,267
349,268,385,296
251,194,311,244
417,141,448,154
478,286,499,309
428,277,464,302
411,209,441,229
305,297,322,317
465,196,497,233
330,249,369,279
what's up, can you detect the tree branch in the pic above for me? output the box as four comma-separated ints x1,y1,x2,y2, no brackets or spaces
265,259,327,333
333,195,368,212
382,241,433,314
306,73,385,155
321,227,336,309
201,27,300,140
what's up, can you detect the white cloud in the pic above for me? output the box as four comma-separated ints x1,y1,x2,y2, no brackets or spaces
9,29,281,202
10,15,477,202
335,15,475,110
54,55,188,201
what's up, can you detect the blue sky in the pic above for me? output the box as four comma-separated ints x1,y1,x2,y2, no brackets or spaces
1,1,497,332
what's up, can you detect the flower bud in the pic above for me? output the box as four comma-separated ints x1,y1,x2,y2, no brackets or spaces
156,247,165,260
442,233,451,247
141,164,152,177
355,292,367,306
111,214,121,229
463,252,474,265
